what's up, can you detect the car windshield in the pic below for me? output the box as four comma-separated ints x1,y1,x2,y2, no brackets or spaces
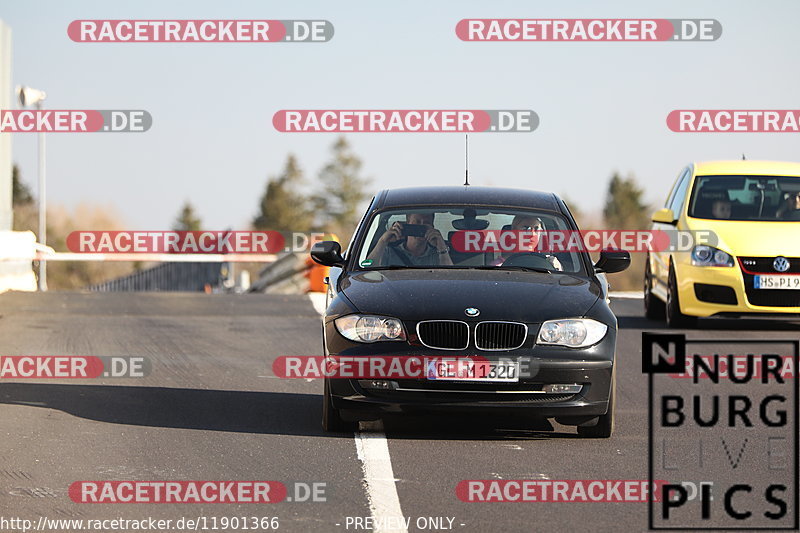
688,175,800,221
354,206,585,274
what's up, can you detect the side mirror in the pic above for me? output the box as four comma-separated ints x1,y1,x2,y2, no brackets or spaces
594,249,630,274
310,241,344,267
652,208,677,225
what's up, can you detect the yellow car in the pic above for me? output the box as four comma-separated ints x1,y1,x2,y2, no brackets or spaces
645,160,800,327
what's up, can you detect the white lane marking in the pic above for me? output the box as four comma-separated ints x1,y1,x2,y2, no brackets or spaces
307,294,407,533
491,472,550,480
609,291,644,299
355,421,408,533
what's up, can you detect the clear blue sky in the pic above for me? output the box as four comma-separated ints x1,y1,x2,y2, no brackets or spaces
4,1,800,230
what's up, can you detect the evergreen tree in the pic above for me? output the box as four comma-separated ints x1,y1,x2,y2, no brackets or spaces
253,154,313,232
313,137,371,242
602,172,650,290
173,201,202,231
603,173,649,229
12,164,33,206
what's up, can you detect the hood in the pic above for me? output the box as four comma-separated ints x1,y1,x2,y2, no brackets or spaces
686,219,800,257
339,269,602,323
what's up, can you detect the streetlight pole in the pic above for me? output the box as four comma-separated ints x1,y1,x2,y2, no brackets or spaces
17,85,47,291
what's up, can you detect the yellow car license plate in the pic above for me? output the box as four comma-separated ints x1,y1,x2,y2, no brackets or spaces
754,275,800,289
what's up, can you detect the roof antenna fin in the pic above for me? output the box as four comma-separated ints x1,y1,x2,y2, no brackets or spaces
464,134,470,186
742,153,746,160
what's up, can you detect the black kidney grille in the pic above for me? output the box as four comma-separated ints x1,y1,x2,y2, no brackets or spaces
475,321,527,350
417,321,469,350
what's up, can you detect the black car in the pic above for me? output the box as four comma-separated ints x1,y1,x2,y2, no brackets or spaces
311,186,629,437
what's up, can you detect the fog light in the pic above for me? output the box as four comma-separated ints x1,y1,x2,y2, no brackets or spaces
543,384,582,394
358,380,397,390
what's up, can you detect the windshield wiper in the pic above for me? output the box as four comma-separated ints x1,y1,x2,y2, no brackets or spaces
471,265,552,274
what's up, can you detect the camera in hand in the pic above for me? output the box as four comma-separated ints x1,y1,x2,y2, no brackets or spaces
401,223,429,238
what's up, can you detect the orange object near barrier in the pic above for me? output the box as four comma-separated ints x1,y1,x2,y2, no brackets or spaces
305,257,329,293
305,233,337,293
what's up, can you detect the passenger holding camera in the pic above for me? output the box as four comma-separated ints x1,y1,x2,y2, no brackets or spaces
368,213,453,266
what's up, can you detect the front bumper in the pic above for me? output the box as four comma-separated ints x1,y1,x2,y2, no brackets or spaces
676,262,800,317
324,323,616,421
330,360,612,420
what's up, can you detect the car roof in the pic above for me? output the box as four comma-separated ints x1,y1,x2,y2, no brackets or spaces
375,186,561,211
693,160,800,177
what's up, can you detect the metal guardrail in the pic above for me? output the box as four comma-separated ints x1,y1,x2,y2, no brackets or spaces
247,251,329,294
90,261,230,292
249,252,307,293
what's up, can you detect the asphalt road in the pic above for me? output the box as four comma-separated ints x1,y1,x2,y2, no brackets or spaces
0,291,798,533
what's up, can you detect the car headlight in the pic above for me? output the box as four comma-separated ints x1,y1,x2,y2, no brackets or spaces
536,318,608,348
334,315,406,343
691,245,734,267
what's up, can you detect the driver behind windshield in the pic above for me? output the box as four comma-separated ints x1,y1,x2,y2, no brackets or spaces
491,215,563,270
776,191,800,220
367,212,453,266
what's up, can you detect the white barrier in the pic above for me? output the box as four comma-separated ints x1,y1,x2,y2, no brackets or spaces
0,251,278,262
0,231,37,293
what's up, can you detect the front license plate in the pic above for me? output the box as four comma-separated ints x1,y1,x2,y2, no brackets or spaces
425,359,519,382
754,275,800,290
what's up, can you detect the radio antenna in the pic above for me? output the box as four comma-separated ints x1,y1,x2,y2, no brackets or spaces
464,134,470,186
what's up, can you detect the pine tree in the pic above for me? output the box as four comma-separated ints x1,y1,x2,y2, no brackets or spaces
12,164,33,206
603,173,650,229
173,201,202,231
313,137,371,242
253,155,313,232
602,172,650,290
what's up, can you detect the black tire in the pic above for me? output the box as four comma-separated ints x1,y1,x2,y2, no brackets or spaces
322,379,357,433
666,265,697,329
644,258,666,320
578,373,615,438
